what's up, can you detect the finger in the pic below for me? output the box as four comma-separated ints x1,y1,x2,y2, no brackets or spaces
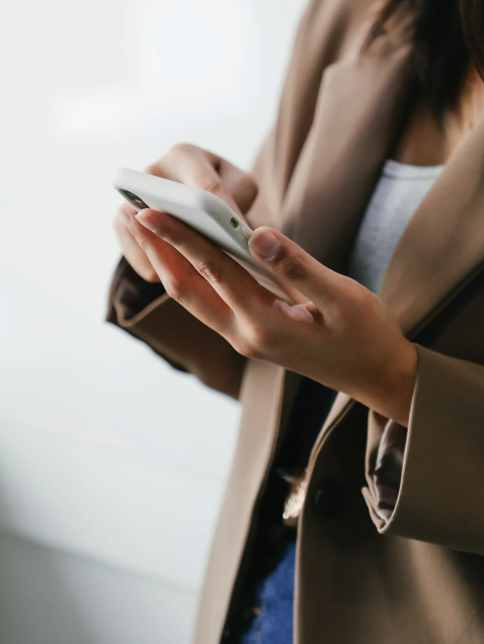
126,212,234,334
216,158,258,215
149,145,246,220
135,209,275,315
113,204,160,282
248,227,343,305
177,151,246,218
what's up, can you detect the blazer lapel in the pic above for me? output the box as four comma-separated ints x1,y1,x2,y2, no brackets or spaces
282,23,415,273
379,116,484,337
278,22,418,444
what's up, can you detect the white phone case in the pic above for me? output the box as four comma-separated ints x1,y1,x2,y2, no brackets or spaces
113,168,290,301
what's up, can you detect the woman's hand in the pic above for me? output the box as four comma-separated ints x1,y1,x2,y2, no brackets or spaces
113,143,258,282
128,210,418,427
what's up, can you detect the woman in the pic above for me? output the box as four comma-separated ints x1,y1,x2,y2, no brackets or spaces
108,0,484,642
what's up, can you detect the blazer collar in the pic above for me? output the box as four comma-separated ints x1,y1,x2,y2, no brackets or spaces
379,117,484,337
281,24,415,273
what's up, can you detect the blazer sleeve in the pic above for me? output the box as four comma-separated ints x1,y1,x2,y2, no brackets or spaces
363,343,484,556
106,257,246,398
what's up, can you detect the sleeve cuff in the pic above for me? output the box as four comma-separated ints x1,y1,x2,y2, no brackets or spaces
363,345,484,554
106,257,168,327
364,417,407,523
105,257,187,372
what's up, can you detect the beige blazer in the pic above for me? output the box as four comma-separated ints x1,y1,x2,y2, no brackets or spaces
108,0,484,642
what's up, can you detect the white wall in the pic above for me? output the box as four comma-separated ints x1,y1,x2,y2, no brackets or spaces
0,531,197,644
0,0,306,642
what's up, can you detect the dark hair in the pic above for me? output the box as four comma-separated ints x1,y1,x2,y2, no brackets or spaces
461,0,484,77
371,0,484,119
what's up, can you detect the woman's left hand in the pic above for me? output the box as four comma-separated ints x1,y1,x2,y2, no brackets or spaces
129,209,418,427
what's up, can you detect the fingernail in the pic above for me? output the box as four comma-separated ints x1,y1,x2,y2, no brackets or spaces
249,228,281,259
135,211,157,233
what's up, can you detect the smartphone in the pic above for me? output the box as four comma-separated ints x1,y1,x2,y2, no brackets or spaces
113,167,290,301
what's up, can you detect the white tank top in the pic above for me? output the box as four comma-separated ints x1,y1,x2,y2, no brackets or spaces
347,160,445,293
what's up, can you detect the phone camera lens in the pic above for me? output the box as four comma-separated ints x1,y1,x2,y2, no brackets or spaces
230,217,239,229
120,190,148,209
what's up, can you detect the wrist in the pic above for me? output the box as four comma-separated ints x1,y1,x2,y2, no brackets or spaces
370,340,418,427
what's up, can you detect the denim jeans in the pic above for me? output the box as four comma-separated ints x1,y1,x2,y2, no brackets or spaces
240,539,296,644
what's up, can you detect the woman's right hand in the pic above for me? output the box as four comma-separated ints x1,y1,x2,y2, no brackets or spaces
113,143,258,282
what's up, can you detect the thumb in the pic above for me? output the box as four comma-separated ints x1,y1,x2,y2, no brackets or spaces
248,227,341,304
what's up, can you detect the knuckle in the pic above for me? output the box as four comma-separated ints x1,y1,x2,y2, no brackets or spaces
164,282,180,302
118,201,133,217
233,174,259,213
254,327,279,355
347,280,373,312
234,339,259,360
144,161,159,176
238,173,258,197
358,290,380,321
236,324,275,359
198,176,223,195
165,142,197,168
170,142,194,158
332,280,373,328
142,267,160,283
194,260,222,285
145,157,167,176
138,238,151,255
164,276,189,305
278,253,309,283
146,143,195,175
